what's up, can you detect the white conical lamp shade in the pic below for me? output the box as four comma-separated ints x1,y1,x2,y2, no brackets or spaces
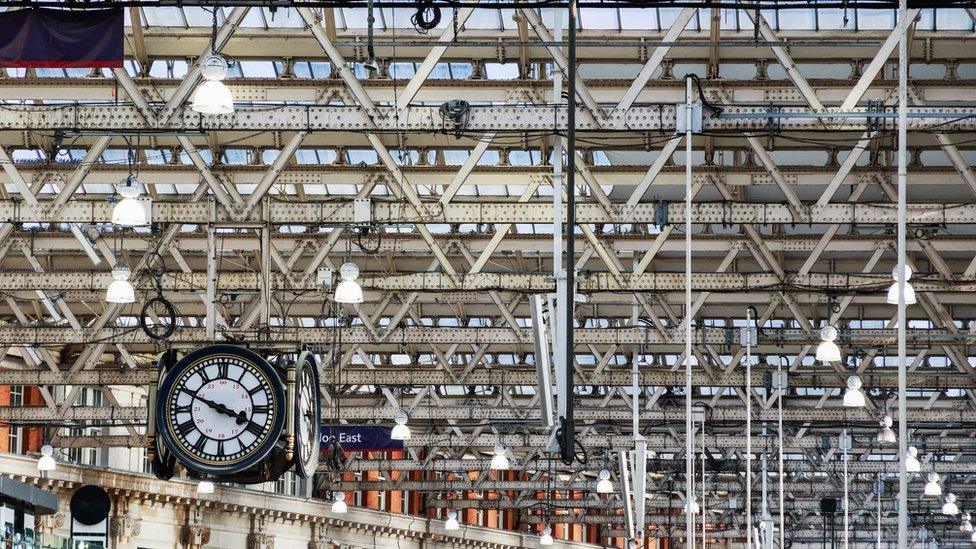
906,447,921,473
332,492,348,514
943,494,959,515
106,280,135,303
490,453,509,471
684,497,700,514
37,444,56,471
539,526,554,546
197,480,215,494
843,375,866,407
112,197,147,226
445,511,459,531
192,80,234,115
887,281,917,305
924,473,942,497
878,426,896,444
816,340,841,362
334,279,363,304
391,423,411,441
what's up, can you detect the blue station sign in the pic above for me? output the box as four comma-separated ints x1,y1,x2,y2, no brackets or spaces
320,425,404,452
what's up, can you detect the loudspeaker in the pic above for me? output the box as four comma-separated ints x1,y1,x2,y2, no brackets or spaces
820,497,838,515
70,485,110,526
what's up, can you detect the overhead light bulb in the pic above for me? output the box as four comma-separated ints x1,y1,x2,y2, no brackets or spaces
943,493,959,516
539,525,554,546
391,410,411,441
596,469,614,494
490,443,510,471
887,264,917,305
105,264,135,304
192,54,234,115
334,262,363,304
877,415,897,444
843,375,866,407
684,495,700,515
906,446,921,473
961,512,973,533
445,510,459,531
36,444,56,471
196,480,215,494
924,472,942,497
112,175,148,226
331,491,348,514
816,325,842,363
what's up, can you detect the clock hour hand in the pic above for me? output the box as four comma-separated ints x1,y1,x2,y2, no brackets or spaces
188,391,248,425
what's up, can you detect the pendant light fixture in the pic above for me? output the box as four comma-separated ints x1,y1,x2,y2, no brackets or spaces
684,494,700,515
816,325,842,363
390,410,411,441
906,446,921,473
887,264,917,305
192,9,234,115
539,525,554,546
444,510,459,531
842,375,866,407
877,415,897,444
943,493,960,516
331,491,348,514
924,472,942,497
112,175,148,227
334,262,363,304
197,480,215,494
106,264,135,304
490,443,510,471
36,444,56,471
961,512,974,533
596,469,613,494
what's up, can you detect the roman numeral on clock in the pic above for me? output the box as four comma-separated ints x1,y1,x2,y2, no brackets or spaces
192,434,208,453
217,362,229,379
177,419,196,436
245,420,264,436
252,405,270,414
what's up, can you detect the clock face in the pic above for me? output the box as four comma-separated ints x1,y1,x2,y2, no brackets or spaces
293,351,321,478
156,345,285,475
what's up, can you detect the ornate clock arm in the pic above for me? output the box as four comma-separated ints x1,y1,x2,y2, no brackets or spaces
285,367,296,462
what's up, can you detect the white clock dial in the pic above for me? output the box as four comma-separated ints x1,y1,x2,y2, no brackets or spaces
293,351,320,478
157,347,285,474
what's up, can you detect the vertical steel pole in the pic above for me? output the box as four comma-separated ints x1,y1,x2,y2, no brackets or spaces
897,1,909,546
777,361,784,549
844,434,849,549
206,225,216,341
561,0,577,465
684,74,694,549
551,8,566,431
746,309,753,549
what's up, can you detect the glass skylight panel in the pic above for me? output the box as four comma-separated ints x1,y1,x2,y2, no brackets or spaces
778,9,817,30
466,10,503,29
816,9,853,30
142,7,187,27
658,8,688,30
183,7,219,27
263,8,305,28
619,8,656,30
580,8,619,30
238,8,268,28
237,61,278,78
485,63,519,80
935,9,973,30
857,9,895,29
341,8,370,28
